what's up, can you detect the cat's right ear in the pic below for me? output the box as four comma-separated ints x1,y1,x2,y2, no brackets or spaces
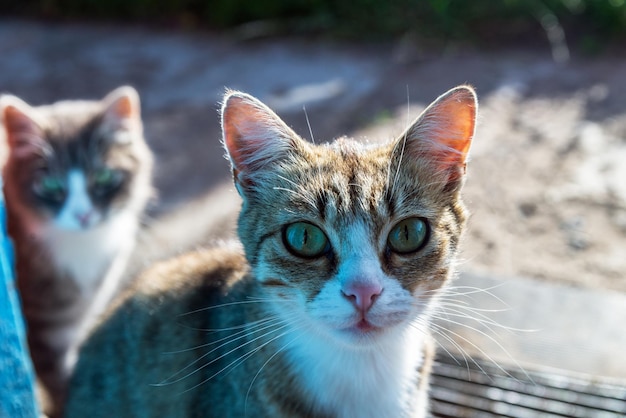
221,90,299,188
0,95,46,160
101,86,143,144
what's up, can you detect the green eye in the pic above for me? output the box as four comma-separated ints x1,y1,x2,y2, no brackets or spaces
41,176,63,191
387,218,429,254
92,168,123,195
283,222,330,258
34,176,65,201
93,168,114,186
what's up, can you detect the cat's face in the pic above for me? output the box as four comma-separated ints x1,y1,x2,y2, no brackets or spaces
1,87,153,233
222,87,476,347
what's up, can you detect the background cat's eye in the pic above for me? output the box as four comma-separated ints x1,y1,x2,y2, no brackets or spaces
33,175,65,202
92,168,123,194
387,217,429,254
283,222,330,258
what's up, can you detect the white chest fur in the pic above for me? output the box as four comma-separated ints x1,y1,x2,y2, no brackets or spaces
43,210,137,296
44,210,139,374
285,324,427,418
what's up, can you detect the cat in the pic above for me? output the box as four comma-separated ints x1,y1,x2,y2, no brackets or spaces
64,85,477,418
0,86,154,416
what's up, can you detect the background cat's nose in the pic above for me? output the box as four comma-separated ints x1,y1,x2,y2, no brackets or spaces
75,211,93,228
342,282,383,313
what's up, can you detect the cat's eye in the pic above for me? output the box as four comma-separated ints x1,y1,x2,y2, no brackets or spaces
33,175,65,202
283,222,330,258
387,217,429,254
92,168,122,194
93,168,114,185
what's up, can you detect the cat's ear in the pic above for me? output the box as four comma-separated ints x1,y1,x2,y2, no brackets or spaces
221,90,299,187
0,95,47,160
395,85,477,189
101,86,143,144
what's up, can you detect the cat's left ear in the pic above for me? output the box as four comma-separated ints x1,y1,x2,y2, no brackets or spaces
221,90,301,189
396,85,477,190
101,86,143,144
0,95,47,160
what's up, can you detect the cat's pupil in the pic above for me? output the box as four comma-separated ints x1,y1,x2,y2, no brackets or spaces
387,218,429,254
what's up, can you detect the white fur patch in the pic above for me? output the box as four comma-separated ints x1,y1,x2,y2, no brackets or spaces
44,208,137,296
55,169,102,230
284,316,427,418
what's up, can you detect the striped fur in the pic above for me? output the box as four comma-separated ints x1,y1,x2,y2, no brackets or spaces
65,86,476,418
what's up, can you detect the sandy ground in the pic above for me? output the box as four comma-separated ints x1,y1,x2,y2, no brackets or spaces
356,61,626,292
1,19,625,294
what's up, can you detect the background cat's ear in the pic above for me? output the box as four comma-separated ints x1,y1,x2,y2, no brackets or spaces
0,95,47,160
101,86,142,143
396,85,477,189
221,90,299,187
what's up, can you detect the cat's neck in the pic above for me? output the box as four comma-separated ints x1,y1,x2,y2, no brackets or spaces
276,312,428,418
41,210,139,292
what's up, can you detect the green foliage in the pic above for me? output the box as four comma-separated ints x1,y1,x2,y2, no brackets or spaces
2,0,626,46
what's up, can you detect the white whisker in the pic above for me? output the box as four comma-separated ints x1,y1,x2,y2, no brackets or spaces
244,332,302,417
179,299,289,317
165,317,283,354
303,105,315,144
177,324,299,396
430,313,534,384
154,318,297,387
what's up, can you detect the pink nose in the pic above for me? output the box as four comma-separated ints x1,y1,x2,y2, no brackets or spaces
75,211,92,227
342,282,383,313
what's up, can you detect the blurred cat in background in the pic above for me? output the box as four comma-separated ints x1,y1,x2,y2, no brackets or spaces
0,86,153,416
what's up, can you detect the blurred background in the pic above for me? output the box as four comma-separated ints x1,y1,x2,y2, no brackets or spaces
1,0,625,414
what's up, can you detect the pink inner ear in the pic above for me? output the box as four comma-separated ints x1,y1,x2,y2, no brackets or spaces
222,93,293,175
222,96,256,170
110,94,137,120
101,89,142,141
432,89,476,163
3,104,45,159
408,87,477,177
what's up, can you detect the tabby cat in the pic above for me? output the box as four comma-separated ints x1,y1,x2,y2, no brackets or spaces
65,85,477,418
0,86,154,416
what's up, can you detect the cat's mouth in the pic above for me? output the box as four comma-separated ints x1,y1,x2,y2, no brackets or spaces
355,318,376,332
343,318,381,336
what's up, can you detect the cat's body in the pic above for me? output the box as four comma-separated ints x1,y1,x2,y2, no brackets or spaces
0,87,153,416
65,86,477,418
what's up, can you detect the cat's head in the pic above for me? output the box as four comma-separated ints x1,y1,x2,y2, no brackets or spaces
1,86,153,233
221,86,476,347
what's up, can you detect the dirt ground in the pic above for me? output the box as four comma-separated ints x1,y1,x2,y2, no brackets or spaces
355,55,626,293
2,20,625,293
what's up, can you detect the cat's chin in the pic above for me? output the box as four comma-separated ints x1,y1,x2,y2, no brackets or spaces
331,318,397,347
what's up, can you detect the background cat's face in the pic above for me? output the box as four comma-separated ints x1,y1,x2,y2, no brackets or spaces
1,87,153,232
222,87,477,347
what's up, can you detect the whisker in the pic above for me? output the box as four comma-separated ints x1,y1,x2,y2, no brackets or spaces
430,315,534,384
303,105,315,144
165,317,283,354
154,320,295,387
178,317,279,333
387,85,411,198
244,333,302,417
414,314,490,381
177,325,299,395
436,304,538,333
179,299,290,317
